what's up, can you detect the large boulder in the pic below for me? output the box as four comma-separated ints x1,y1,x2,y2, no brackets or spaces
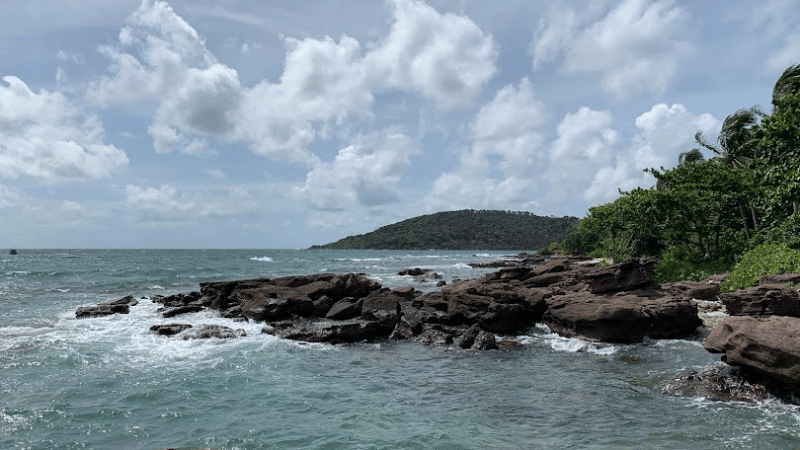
759,273,800,286
718,285,800,317
239,286,314,321
543,291,702,343
704,316,800,392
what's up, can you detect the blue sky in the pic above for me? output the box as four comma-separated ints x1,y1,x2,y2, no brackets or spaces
1,0,798,248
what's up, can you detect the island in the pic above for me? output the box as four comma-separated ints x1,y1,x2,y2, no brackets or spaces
310,209,578,250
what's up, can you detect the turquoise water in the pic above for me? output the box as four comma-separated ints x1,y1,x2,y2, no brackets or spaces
2,250,799,449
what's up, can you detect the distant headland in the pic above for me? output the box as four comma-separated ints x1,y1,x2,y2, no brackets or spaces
310,209,579,250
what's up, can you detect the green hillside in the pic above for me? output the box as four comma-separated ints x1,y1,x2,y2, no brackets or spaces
310,210,579,250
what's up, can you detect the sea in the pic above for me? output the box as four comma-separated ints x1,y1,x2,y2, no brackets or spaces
1,249,799,450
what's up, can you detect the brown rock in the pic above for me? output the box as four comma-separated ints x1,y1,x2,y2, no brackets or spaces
759,273,800,286
719,285,800,317
661,281,720,301
543,291,702,343
325,298,363,320
704,316,800,392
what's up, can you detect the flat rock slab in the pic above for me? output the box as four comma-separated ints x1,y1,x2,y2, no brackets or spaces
704,316,800,392
543,292,702,343
719,285,800,317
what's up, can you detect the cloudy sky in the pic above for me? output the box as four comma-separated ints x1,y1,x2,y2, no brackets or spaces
1,0,798,248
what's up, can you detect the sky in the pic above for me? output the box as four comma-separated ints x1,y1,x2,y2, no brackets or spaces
1,0,798,249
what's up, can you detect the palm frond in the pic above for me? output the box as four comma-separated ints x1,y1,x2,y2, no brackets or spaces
773,64,800,106
678,148,705,166
694,131,720,155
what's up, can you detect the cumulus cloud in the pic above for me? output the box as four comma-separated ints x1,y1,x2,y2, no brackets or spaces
124,184,259,225
425,78,548,211
530,0,690,99
585,103,719,203
0,76,128,184
293,130,419,211
90,0,497,161
546,107,619,204
366,0,498,108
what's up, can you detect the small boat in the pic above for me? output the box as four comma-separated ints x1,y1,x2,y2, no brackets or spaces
9,249,17,255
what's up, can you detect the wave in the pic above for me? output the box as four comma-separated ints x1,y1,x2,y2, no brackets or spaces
522,324,619,355
250,257,274,262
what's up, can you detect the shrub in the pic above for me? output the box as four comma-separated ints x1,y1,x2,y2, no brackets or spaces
653,245,734,283
720,244,800,292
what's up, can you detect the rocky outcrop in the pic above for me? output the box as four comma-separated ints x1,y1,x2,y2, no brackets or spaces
661,281,720,301
75,258,706,348
718,285,800,317
75,295,138,318
704,316,800,393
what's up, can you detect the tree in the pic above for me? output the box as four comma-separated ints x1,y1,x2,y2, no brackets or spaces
772,64,800,109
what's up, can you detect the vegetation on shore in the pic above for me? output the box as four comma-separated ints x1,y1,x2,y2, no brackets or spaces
310,210,578,250
555,64,800,290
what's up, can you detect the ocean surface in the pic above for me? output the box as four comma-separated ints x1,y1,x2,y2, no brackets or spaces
2,249,799,450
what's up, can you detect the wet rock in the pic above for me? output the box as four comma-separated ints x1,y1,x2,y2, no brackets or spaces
160,304,204,318
662,365,775,403
311,295,336,317
278,319,388,344
392,286,416,300
100,295,139,307
75,303,130,318
472,330,498,350
181,324,246,340
325,298,363,320
719,285,800,317
389,321,415,340
704,316,800,393
240,287,314,321
150,324,193,336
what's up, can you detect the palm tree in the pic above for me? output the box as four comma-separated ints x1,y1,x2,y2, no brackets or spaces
677,148,705,166
694,106,765,168
772,64,800,109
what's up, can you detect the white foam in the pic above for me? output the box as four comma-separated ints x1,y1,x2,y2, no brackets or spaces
250,256,274,262
523,324,619,355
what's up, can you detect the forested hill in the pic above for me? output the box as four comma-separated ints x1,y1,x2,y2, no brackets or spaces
310,210,579,250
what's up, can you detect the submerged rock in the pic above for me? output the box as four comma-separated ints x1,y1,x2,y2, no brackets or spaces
150,323,192,336
181,325,246,340
662,365,776,403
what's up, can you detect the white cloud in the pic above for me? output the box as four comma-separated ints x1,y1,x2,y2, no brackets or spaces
293,130,419,211
0,184,25,209
366,0,498,109
585,103,719,203
425,78,548,211
124,183,260,225
0,76,128,184
530,0,690,99
90,0,497,162
546,106,619,203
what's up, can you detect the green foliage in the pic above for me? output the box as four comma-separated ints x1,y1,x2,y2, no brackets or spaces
721,244,800,292
310,210,579,250
653,246,734,283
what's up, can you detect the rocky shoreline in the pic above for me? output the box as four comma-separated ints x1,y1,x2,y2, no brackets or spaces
75,257,800,402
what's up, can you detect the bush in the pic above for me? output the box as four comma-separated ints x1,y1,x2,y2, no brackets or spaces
537,246,554,256
654,245,734,283
720,244,800,292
